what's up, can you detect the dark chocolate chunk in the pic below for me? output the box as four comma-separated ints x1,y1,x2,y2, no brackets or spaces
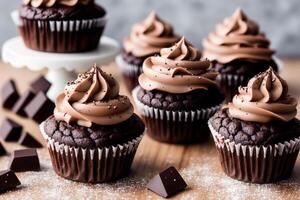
30,76,51,94
12,90,35,117
18,132,43,148
24,92,55,123
8,149,40,172
1,80,20,109
0,118,22,141
0,170,21,192
146,166,187,198
0,142,6,156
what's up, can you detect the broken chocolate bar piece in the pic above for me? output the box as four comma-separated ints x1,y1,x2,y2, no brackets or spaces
1,80,20,109
146,166,187,198
0,142,6,156
30,76,51,94
24,92,55,123
0,118,22,141
8,149,40,172
18,132,43,148
12,90,35,117
0,170,21,192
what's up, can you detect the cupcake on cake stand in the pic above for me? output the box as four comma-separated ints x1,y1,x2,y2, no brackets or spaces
2,1,119,100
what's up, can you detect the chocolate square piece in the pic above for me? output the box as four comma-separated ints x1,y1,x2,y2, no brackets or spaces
8,149,40,172
18,132,43,148
0,142,6,156
146,167,187,198
0,118,22,141
1,80,20,109
12,90,35,117
24,92,55,123
30,76,51,94
0,170,21,192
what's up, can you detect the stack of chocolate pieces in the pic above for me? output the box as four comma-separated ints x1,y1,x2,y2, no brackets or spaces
0,76,55,150
1,76,54,123
0,77,49,193
0,118,42,148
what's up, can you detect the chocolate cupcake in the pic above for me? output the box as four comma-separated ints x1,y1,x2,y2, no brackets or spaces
202,8,278,102
133,37,223,144
209,68,300,183
116,11,180,91
19,0,106,53
40,66,145,183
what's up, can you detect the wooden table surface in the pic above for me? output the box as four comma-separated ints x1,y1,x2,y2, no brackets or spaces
0,60,300,200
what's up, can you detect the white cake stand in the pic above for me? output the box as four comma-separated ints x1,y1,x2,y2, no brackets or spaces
2,36,120,100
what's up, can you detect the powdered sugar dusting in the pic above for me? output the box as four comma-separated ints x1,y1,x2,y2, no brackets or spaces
180,156,300,200
0,141,299,200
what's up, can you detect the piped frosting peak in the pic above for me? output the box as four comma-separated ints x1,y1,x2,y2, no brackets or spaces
54,66,133,127
123,11,180,57
202,8,275,63
228,67,297,123
139,37,218,93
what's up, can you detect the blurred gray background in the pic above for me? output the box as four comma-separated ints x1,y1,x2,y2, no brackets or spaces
1,0,300,57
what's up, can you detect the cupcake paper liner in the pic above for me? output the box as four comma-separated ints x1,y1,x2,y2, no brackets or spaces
132,87,221,143
40,122,143,183
208,121,300,183
115,55,143,91
18,17,107,53
217,74,247,103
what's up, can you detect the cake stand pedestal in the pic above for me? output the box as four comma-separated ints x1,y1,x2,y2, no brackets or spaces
2,36,119,100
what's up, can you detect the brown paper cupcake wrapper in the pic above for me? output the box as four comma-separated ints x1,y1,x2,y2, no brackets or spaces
208,122,300,183
217,74,247,103
18,16,107,53
115,55,143,91
40,122,143,183
132,87,221,143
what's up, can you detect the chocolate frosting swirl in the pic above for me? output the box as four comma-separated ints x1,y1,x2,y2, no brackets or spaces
54,66,134,127
228,68,297,123
202,8,275,63
139,37,218,93
23,0,91,7
124,11,180,57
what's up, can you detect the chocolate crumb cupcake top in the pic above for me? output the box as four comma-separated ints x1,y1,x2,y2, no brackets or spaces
20,1,105,20
123,11,180,58
54,65,133,127
228,67,297,123
202,8,274,64
210,109,300,145
23,0,92,7
139,37,218,94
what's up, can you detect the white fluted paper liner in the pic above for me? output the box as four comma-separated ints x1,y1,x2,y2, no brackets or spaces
208,122,300,157
115,55,142,76
132,86,221,122
217,74,245,87
19,17,107,32
208,121,300,183
39,122,144,183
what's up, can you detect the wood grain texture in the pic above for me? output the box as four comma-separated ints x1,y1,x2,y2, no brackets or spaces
0,60,300,200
